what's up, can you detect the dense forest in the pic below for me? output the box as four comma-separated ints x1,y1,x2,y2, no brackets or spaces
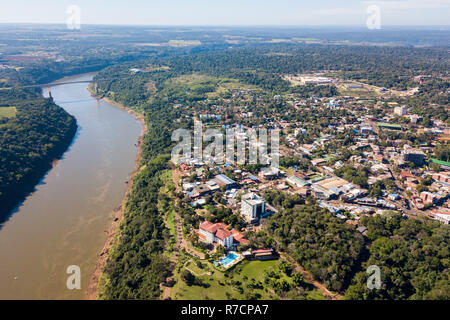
97,75,183,298
161,45,449,90
345,212,450,300
0,89,77,221
252,201,449,299
265,204,365,292
102,155,172,299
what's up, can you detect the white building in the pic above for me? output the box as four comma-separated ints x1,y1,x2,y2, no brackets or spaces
432,213,450,225
394,105,408,116
241,193,265,221
199,221,234,248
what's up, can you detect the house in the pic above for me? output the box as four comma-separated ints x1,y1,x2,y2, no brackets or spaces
213,174,237,190
259,167,282,180
311,158,327,166
180,163,191,171
242,248,277,261
286,175,310,188
190,184,213,198
297,186,310,197
388,193,400,201
356,226,368,236
241,193,265,221
420,191,436,204
433,173,449,185
199,221,234,248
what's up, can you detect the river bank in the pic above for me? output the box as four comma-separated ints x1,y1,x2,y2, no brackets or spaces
0,91,77,224
85,92,148,300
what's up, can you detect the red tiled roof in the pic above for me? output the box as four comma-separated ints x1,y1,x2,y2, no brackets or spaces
400,170,415,179
199,221,232,240
199,220,216,233
252,248,273,254
432,210,450,215
232,231,249,244
215,228,232,240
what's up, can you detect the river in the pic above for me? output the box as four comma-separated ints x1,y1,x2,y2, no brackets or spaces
0,73,142,299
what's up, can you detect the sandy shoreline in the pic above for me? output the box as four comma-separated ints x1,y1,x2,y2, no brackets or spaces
85,91,147,300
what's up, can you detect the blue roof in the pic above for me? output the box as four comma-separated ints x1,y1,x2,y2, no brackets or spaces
248,175,259,181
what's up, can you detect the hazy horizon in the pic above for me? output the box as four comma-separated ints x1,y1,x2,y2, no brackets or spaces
1,0,449,27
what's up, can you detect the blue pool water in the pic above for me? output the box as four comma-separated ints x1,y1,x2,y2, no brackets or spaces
219,253,239,267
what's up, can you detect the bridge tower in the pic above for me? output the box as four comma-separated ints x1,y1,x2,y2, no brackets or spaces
94,83,98,95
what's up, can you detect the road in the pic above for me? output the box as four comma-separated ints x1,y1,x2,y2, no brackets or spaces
162,166,205,300
280,252,343,300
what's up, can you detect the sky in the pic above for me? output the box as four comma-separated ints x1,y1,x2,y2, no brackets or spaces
0,0,449,26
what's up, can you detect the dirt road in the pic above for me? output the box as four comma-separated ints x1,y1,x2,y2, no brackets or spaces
280,252,343,300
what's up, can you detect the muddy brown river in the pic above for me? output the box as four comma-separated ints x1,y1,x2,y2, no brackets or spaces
0,73,142,299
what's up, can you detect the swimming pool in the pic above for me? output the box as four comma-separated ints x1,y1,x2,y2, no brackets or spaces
219,253,239,267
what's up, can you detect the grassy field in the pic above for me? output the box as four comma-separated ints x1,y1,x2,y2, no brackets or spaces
207,80,260,98
171,252,323,300
158,170,177,258
337,83,381,99
0,106,17,119
165,73,260,100
172,255,280,300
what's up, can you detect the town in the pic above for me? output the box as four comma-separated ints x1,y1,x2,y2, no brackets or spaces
154,69,450,299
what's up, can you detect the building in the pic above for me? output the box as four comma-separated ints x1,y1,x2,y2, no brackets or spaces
360,126,373,134
433,173,449,185
259,167,282,180
199,221,234,248
213,174,237,190
130,68,143,74
299,76,332,85
377,123,402,131
311,158,327,166
432,213,450,225
311,184,335,200
410,114,421,124
190,184,213,198
394,105,408,116
241,193,265,221
286,175,310,188
328,99,339,107
242,248,277,261
402,149,425,166
346,83,363,89
420,191,436,204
